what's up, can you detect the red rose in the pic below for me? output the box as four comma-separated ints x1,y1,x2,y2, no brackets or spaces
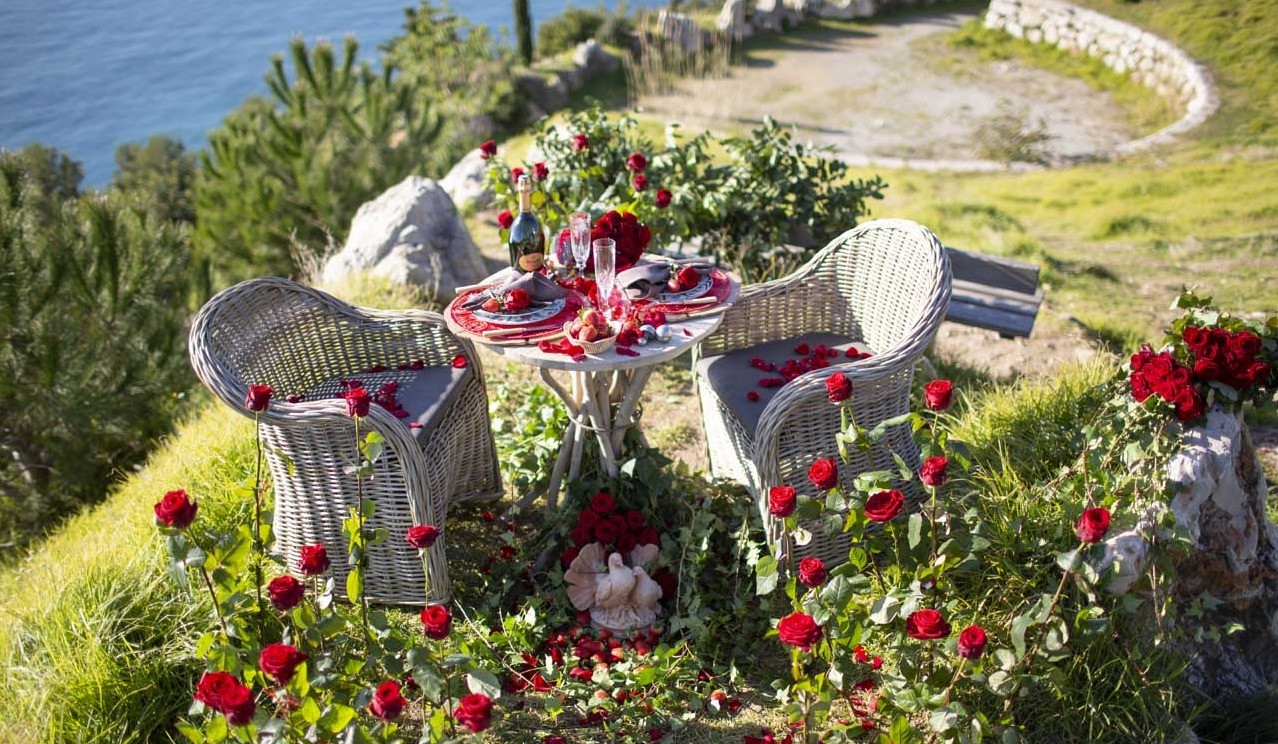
905,609,951,640
808,458,839,491
369,680,406,721
923,379,953,411
406,524,440,549
776,612,823,651
505,288,532,312
1182,326,1209,352
154,489,198,529
616,531,638,553
421,604,452,640
655,188,672,208
194,670,240,711
919,456,948,487
797,557,827,588
639,526,660,545
1229,330,1261,359
625,510,646,530
533,161,549,181
769,486,797,518
220,683,256,727
454,692,494,733
590,210,650,271
1193,357,1225,382
1130,371,1153,402
577,509,600,528
1130,345,1155,371
591,491,617,514
451,354,468,368
825,372,853,403
864,489,904,522
343,386,371,418
957,624,987,660
1173,385,1207,422
258,643,307,684
479,140,496,159
675,266,700,291
633,174,648,192
267,575,305,610
511,167,524,182
747,391,760,402
627,152,647,171
594,520,620,544
570,525,592,547
572,133,589,151
498,209,514,230
1241,361,1270,388
653,567,677,598
245,384,273,412
1077,507,1111,543
297,543,329,575
560,546,580,569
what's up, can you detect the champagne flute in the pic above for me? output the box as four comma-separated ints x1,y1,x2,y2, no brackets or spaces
569,212,591,274
592,238,616,311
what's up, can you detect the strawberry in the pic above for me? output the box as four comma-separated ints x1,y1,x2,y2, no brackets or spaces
676,266,700,291
481,297,500,313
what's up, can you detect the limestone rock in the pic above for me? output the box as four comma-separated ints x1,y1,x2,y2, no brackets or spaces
815,0,876,19
716,0,753,37
322,176,487,298
657,10,709,53
439,149,492,211
573,39,620,76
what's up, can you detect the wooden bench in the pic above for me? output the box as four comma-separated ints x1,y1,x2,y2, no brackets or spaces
944,247,1043,339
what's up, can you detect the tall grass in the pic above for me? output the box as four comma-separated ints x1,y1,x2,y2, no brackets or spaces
624,21,736,102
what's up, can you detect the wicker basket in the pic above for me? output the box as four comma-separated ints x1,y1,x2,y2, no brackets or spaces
563,320,619,354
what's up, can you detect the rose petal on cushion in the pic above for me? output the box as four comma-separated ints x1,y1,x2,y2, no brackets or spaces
409,422,423,429
747,391,760,402
451,354,468,368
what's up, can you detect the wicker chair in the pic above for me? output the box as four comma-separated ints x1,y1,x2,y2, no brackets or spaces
693,219,951,566
189,277,501,605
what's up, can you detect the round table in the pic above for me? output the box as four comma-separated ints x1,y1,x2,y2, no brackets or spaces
456,272,738,509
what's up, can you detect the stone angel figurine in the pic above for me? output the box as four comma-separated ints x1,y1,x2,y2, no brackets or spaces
563,542,663,631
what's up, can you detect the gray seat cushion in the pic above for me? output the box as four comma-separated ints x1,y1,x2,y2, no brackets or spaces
696,333,873,437
302,366,472,443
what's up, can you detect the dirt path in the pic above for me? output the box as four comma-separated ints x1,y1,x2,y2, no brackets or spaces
640,9,1134,163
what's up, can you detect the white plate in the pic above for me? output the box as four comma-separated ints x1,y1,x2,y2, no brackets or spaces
653,271,713,303
472,297,567,326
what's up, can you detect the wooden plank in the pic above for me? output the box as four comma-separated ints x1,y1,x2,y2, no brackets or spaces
946,298,1037,338
947,247,1040,297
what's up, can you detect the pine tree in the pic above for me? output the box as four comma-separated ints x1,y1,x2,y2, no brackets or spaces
514,0,534,65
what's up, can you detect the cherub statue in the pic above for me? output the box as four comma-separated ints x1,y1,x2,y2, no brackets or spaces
563,542,663,632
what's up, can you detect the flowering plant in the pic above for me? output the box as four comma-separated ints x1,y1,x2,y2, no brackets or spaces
755,291,1277,741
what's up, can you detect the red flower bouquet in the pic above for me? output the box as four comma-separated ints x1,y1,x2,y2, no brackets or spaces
591,210,651,272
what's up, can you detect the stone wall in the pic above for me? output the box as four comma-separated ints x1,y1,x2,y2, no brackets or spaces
983,0,1217,152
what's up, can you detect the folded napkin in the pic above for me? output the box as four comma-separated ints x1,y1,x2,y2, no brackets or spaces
617,260,714,299
463,272,568,309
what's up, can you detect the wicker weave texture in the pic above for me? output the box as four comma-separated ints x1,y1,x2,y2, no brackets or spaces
694,220,952,567
188,277,501,605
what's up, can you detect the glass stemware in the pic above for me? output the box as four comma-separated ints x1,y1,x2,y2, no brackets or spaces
592,237,616,310
569,212,591,273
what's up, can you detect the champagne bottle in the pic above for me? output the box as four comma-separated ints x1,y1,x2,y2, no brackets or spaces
508,174,545,274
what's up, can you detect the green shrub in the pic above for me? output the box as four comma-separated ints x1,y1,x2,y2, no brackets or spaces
112,135,197,225
195,37,447,282
0,146,197,543
382,2,525,134
537,4,633,58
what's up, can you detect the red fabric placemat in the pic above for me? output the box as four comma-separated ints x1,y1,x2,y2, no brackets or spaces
447,287,588,345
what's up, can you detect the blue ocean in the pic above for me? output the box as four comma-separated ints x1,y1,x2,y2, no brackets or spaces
0,0,659,185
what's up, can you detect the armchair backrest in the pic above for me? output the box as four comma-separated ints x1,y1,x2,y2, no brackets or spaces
189,277,370,413
816,219,950,356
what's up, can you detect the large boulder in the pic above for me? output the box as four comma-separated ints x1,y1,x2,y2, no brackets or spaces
439,149,493,211
716,0,753,37
573,39,620,76
1098,407,1278,703
322,176,488,298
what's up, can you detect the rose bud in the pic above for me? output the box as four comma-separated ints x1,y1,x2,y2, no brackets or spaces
498,209,514,230
572,133,589,151
369,680,406,721
627,152,647,171
808,457,839,491
454,692,494,733
957,624,987,660
478,140,497,159
919,456,948,487
267,575,305,610
825,371,853,403
768,485,797,518
297,543,329,575
863,489,904,522
258,643,308,685
655,188,672,208
421,604,452,640
406,524,440,549
923,379,953,411
154,489,198,529
343,386,371,418
1077,507,1111,543
776,612,823,651
905,609,951,640
797,557,827,588
244,384,273,412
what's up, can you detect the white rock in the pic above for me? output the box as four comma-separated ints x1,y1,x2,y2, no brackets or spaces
572,39,620,76
716,0,753,36
657,10,709,53
439,149,493,211
322,176,488,298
